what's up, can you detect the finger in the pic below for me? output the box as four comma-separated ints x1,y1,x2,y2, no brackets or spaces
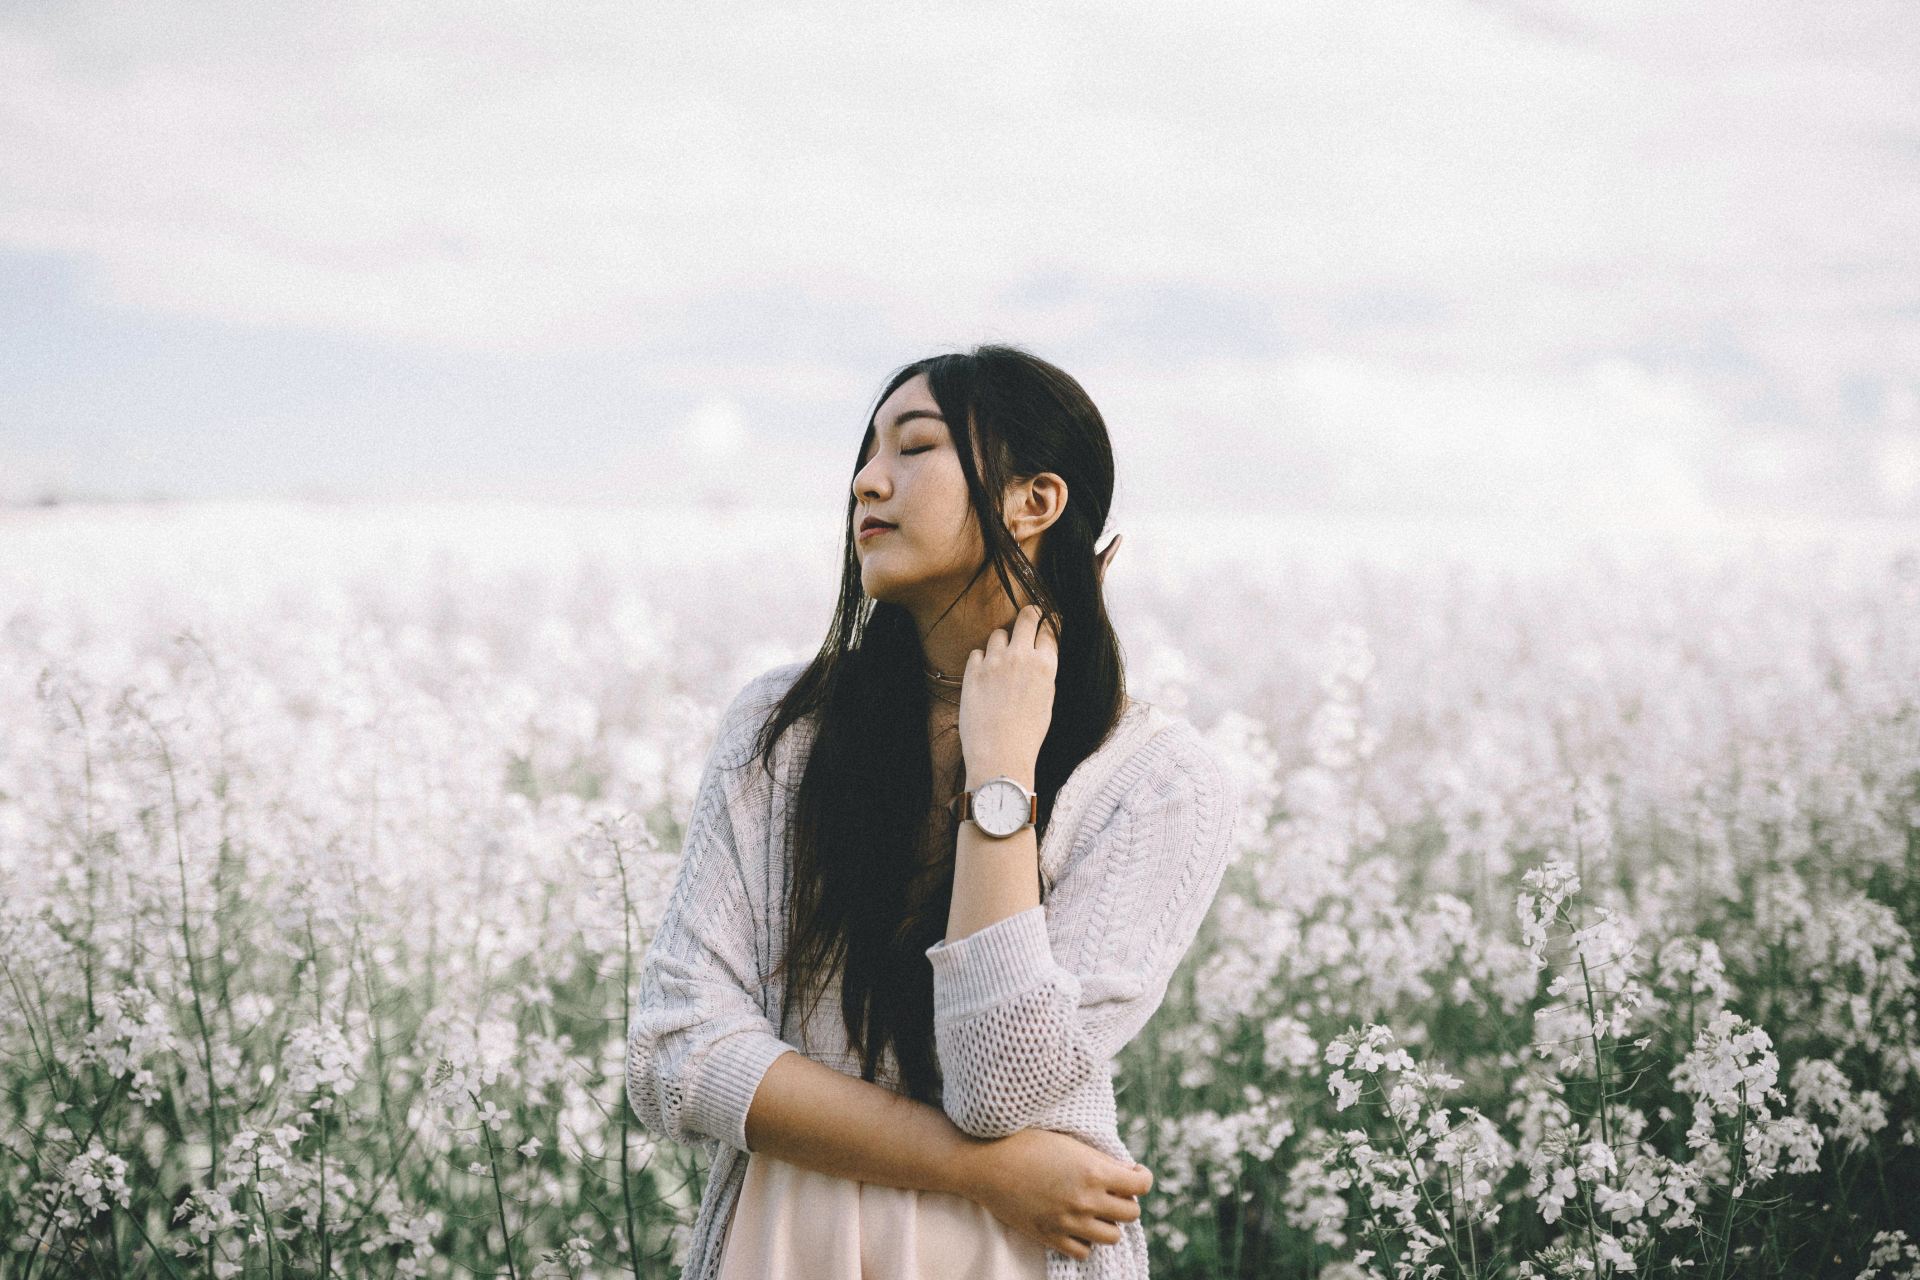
1035,609,1059,653
1069,1215,1124,1246
1011,602,1041,648
1094,1192,1141,1223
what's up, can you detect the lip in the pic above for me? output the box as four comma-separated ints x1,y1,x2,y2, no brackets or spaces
857,522,896,541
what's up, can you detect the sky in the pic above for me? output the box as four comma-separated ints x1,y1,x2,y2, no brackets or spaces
3,0,1917,527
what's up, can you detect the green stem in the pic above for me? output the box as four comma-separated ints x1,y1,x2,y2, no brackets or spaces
141,709,225,1187
1576,1176,1607,1278
117,1203,189,1280
613,831,646,1278
472,1093,524,1280
1381,1088,1471,1278
1576,951,1616,1152
1708,1085,1750,1280
1338,1144,1402,1279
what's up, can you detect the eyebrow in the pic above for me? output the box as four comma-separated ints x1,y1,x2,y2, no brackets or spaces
877,409,946,432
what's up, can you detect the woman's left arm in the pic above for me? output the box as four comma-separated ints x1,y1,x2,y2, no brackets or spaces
924,725,1239,1140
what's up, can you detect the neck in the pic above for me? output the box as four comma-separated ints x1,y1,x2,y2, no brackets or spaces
912,596,1029,682
919,639,973,683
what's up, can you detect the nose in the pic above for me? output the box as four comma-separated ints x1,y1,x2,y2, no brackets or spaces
855,457,888,504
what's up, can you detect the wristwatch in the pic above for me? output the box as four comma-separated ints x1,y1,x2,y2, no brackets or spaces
947,774,1038,838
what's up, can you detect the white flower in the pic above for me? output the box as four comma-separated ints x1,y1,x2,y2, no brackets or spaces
1264,1017,1321,1073
1790,1058,1889,1154
1517,860,1581,959
1596,1231,1637,1271
564,1235,593,1268
48,1141,131,1230
284,1020,361,1102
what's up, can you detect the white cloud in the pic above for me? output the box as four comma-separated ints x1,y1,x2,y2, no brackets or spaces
586,405,845,513
2,0,1914,518
2,2,1913,366
674,397,748,468
0,441,80,503
1876,431,1920,506
1093,351,1723,523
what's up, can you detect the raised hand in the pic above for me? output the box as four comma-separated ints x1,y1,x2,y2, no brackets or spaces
959,603,1059,784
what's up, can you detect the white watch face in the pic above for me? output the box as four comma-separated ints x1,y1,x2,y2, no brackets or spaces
973,778,1030,837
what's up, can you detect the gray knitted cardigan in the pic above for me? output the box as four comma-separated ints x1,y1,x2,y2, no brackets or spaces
624,661,1240,1279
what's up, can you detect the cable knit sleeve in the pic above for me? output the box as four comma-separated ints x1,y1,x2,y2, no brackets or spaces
923,722,1239,1140
624,670,803,1155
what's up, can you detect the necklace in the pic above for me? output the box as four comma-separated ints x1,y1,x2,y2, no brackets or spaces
924,659,962,707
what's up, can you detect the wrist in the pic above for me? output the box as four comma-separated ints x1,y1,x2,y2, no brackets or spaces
944,1129,996,1200
963,761,1036,791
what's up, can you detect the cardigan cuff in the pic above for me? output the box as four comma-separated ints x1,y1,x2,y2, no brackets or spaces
688,1029,800,1154
924,904,1062,1021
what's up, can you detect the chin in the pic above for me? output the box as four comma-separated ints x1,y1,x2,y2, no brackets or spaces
859,568,921,606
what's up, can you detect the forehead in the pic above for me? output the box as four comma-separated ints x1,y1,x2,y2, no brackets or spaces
872,377,942,431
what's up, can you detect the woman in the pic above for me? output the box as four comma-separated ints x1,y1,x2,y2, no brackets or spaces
625,344,1241,1279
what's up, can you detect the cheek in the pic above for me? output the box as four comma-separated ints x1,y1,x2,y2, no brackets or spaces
937,464,974,517
937,480,981,549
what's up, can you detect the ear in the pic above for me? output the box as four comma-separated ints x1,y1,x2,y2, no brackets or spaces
1007,472,1069,539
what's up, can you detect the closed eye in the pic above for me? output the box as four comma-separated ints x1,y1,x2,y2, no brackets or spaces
903,446,933,456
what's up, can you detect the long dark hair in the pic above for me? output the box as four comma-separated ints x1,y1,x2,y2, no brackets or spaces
743,342,1128,1106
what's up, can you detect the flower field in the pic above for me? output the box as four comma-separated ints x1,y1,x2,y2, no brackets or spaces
2,503,1916,1278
